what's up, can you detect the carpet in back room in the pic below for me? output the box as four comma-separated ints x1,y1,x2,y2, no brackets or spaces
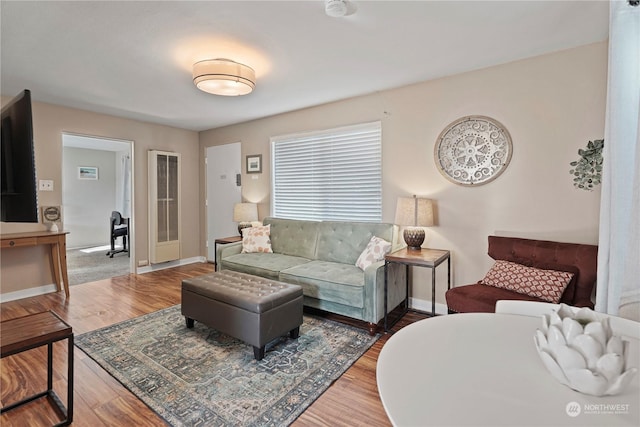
67,245,130,286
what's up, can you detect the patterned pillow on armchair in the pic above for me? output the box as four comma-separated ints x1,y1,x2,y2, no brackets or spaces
480,260,574,303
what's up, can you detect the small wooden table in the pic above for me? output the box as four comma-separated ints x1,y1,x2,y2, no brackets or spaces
1,311,74,426
384,247,451,331
1,231,70,297
214,236,242,270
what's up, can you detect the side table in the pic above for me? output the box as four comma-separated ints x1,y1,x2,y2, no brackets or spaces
1,310,74,426
384,248,451,331
214,236,242,270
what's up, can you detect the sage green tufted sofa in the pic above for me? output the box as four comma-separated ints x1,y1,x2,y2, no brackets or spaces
217,217,407,334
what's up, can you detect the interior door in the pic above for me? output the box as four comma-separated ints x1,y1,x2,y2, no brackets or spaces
206,142,242,260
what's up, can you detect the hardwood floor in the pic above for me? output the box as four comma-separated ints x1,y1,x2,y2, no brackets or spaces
0,263,427,426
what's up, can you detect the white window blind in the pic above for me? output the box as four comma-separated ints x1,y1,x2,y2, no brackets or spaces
271,121,382,222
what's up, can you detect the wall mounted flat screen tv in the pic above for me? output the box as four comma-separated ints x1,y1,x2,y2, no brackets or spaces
1,89,39,223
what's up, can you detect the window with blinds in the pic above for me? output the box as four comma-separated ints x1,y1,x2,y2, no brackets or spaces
271,121,382,222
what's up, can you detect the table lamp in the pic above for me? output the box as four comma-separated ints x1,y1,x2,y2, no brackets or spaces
394,195,434,250
233,202,258,235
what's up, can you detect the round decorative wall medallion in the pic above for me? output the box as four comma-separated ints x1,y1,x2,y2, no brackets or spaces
434,115,513,186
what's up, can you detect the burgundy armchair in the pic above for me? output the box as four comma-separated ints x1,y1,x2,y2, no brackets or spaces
445,236,598,313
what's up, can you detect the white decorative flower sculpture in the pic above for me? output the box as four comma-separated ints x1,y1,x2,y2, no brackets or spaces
534,304,637,396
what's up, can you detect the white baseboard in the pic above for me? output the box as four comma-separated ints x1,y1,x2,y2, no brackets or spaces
0,284,58,303
409,297,449,315
136,256,207,274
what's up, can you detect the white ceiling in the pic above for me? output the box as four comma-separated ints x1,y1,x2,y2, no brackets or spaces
1,1,609,132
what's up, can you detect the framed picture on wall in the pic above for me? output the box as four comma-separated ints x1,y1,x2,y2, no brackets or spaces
246,154,262,174
78,166,98,180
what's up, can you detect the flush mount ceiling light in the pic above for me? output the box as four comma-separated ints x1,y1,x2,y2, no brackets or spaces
325,0,348,17
193,59,256,96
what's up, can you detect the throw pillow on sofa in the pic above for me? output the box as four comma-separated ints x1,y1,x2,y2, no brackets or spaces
241,224,273,253
480,260,574,303
356,236,392,270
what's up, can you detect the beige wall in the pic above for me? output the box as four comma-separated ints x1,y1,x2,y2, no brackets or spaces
199,42,607,307
1,42,607,304
0,101,200,295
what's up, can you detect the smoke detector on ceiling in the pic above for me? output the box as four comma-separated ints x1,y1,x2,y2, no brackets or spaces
325,0,348,17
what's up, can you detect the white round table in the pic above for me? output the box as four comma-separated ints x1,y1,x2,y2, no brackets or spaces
377,313,639,426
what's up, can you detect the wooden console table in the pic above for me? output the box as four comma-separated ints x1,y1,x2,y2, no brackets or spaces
1,230,70,297
1,311,74,426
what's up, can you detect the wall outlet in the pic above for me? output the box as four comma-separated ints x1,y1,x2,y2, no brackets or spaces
138,260,149,267
39,180,54,191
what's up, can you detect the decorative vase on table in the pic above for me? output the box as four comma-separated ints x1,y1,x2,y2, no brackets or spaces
534,304,637,396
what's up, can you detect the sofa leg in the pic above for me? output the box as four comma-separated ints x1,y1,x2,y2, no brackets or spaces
290,326,300,339
367,322,377,336
253,345,265,361
185,317,194,328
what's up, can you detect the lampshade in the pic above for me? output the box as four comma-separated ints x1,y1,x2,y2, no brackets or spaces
193,59,256,96
394,196,434,227
233,202,258,222
233,202,258,236
395,196,434,250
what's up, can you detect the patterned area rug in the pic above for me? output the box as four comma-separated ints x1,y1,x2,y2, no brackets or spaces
76,305,379,426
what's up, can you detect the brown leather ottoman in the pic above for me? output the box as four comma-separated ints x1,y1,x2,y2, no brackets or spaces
181,270,303,360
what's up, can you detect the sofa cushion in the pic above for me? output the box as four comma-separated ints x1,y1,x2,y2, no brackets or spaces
264,217,319,259
222,253,311,280
315,221,394,264
446,283,549,313
356,236,392,270
241,224,273,253
280,261,365,308
480,260,574,303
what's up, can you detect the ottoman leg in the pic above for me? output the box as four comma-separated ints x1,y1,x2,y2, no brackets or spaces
253,346,265,361
290,326,300,339
185,317,194,328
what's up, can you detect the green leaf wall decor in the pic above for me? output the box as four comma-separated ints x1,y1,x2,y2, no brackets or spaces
569,139,604,191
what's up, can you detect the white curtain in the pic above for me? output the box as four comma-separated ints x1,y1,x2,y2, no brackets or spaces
596,0,640,318
115,152,132,218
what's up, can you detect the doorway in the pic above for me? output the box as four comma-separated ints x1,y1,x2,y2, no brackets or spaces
206,142,242,261
62,133,134,285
